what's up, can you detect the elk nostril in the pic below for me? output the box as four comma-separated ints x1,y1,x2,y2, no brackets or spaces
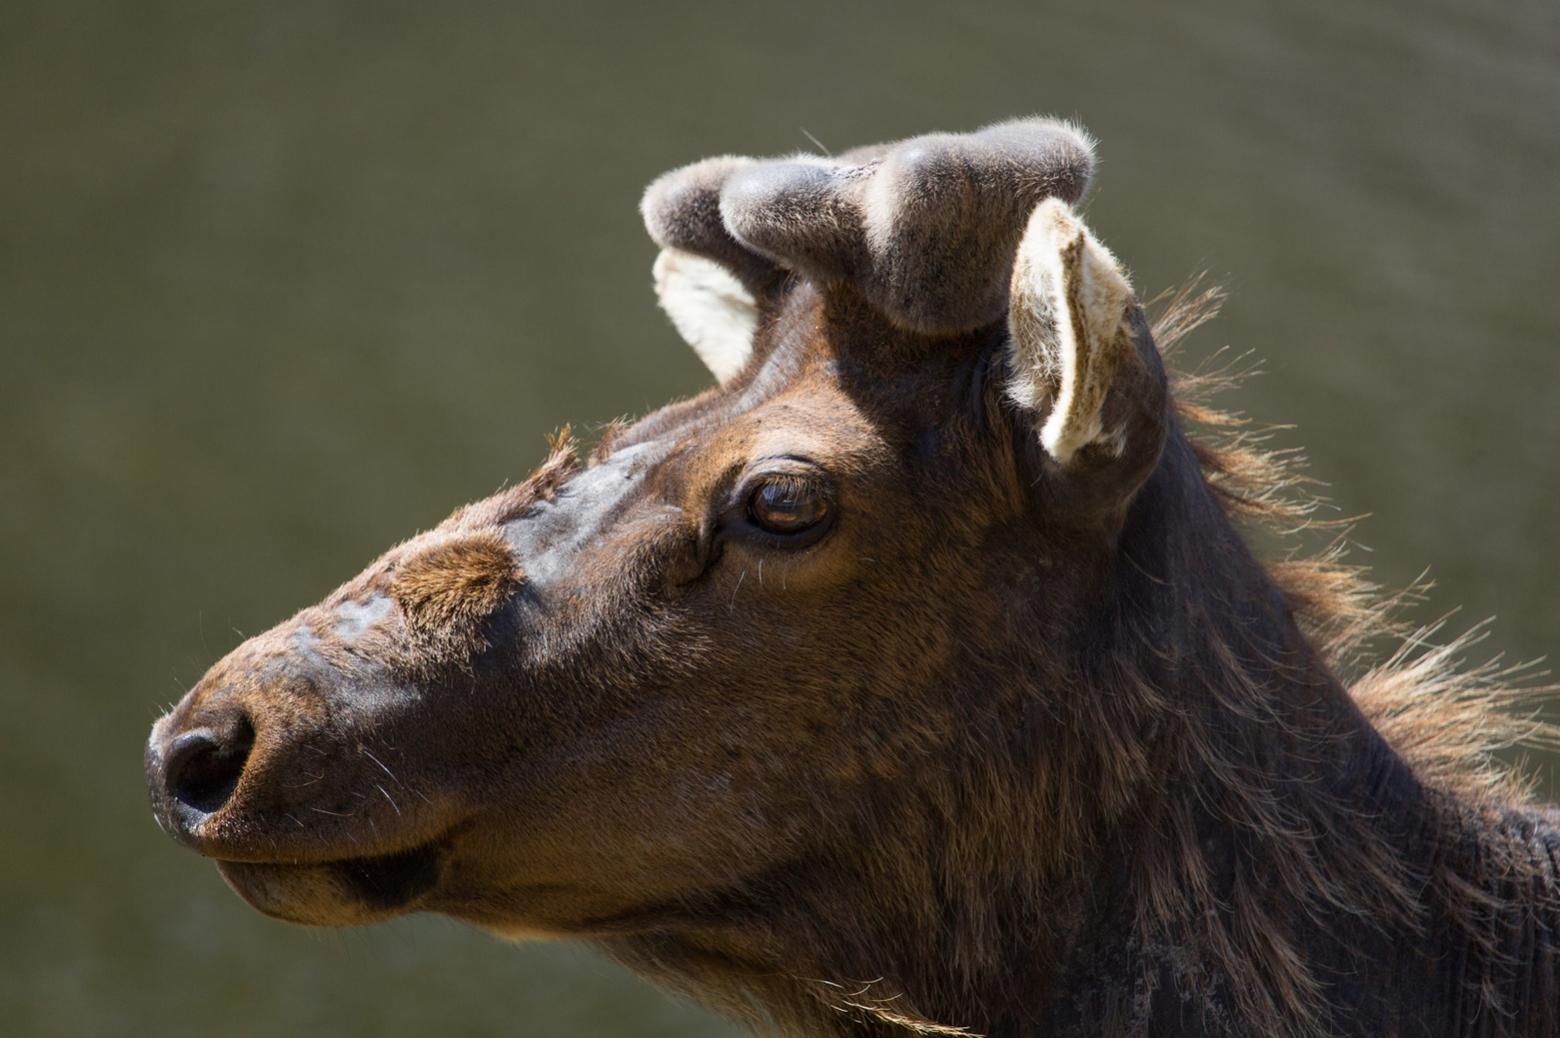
164,718,255,816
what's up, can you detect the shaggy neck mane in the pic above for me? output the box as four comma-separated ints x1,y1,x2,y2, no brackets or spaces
602,290,1560,1038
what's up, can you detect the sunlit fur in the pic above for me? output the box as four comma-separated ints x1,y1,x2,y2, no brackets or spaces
1102,287,1559,1038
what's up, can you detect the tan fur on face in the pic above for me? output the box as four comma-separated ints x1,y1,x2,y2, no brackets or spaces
391,531,523,653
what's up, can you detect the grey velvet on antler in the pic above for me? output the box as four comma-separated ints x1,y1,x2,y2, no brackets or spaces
641,118,1096,335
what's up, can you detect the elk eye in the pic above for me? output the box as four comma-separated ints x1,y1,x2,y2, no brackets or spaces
746,478,830,538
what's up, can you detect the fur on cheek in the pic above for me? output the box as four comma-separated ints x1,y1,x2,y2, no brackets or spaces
390,531,524,659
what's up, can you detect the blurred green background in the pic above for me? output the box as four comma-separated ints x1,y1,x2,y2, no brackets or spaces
2,1,1557,1035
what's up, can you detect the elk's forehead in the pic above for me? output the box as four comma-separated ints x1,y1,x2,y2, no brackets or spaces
275,341,874,654
502,438,670,588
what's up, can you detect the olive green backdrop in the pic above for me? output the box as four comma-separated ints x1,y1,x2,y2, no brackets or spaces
3,1,1557,1035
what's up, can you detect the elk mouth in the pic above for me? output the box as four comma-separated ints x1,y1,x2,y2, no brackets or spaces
214,840,446,926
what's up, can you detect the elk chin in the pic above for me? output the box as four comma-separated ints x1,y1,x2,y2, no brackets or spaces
216,843,444,926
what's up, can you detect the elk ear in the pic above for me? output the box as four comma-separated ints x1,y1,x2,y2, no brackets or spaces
652,248,759,383
1006,200,1167,494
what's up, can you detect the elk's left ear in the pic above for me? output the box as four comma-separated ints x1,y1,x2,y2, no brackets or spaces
652,248,759,383
1006,200,1167,500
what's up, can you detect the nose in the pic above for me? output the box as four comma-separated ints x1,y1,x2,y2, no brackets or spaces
147,706,255,840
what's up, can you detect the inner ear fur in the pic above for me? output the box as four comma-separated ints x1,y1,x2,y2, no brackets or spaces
1006,199,1167,500
651,248,760,383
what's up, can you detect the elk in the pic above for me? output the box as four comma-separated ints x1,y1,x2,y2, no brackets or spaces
145,119,1560,1037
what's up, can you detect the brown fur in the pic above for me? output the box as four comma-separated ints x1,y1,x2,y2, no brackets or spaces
146,124,1560,1038
1127,289,1559,1038
391,531,524,656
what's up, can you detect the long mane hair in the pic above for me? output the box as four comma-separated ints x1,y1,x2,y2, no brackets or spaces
1126,281,1558,1038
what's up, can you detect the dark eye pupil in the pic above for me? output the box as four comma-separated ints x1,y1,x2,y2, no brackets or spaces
749,481,827,534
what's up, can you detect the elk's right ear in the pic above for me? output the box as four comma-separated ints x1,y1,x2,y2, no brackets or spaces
1006,200,1167,504
651,248,759,383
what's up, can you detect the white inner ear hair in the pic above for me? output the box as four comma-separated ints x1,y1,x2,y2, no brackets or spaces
652,248,759,383
1006,200,1132,465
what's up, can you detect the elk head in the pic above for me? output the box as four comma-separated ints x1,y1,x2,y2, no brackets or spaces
145,119,1168,957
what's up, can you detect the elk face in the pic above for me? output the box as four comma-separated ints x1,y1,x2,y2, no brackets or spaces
145,119,1168,938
